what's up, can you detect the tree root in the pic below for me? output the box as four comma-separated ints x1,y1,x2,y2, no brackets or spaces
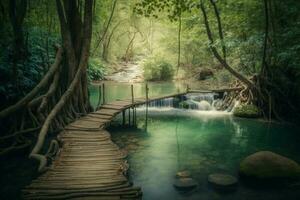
0,47,63,120
0,139,31,156
0,127,40,141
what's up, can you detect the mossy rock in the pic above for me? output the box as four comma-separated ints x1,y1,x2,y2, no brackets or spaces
239,151,300,180
179,101,189,109
233,104,261,118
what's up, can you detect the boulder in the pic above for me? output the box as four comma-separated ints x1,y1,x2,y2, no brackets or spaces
198,69,214,80
198,100,212,111
239,151,300,179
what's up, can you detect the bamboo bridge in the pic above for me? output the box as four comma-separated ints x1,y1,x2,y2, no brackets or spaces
22,85,240,199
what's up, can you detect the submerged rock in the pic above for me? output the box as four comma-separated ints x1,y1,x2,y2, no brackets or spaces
208,173,238,189
176,171,191,178
233,104,261,118
239,151,300,179
173,178,197,190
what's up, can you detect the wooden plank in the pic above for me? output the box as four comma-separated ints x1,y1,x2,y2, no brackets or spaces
88,113,113,119
100,105,127,110
93,109,121,116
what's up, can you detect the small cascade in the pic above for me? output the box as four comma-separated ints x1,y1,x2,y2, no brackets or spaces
139,92,232,112
148,97,174,108
181,93,219,111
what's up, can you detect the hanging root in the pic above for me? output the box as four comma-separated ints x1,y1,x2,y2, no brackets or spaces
29,55,86,172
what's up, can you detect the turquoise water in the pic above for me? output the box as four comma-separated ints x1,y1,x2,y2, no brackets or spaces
109,108,300,200
89,82,187,108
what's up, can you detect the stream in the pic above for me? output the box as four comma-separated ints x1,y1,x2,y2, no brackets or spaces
104,61,144,83
108,108,300,200
89,83,300,200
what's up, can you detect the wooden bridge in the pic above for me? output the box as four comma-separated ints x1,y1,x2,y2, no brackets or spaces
22,90,188,200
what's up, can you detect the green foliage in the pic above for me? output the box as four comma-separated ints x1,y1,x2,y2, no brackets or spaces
88,58,107,81
233,104,261,118
134,0,195,21
143,57,175,81
0,26,59,107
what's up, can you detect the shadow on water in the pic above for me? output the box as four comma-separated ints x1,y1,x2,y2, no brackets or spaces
109,108,300,200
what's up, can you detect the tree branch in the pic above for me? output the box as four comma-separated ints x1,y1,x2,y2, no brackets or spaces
199,0,255,89
92,0,118,55
209,0,226,61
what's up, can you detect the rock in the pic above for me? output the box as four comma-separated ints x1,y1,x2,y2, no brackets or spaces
198,69,214,80
239,151,300,179
208,173,238,189
233,104,261,118
173,178,197,190
176,171,191,178
198,100,212,111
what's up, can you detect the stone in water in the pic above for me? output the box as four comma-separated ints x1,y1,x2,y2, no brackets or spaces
176,171,191,178
208,173,238,188
173,178,197,190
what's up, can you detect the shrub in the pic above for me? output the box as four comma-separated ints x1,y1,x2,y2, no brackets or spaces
88,58,106,81
233,104,261,118
143,58,174,81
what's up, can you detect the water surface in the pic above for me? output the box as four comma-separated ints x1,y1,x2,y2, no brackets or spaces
109,108,300,200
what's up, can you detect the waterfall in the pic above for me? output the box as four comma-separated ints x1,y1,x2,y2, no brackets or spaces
181,93,219,111
147,97,174,108
143,93,226,111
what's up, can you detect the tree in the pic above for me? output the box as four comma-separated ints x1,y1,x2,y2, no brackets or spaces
8,0,28,85
0,0,94,172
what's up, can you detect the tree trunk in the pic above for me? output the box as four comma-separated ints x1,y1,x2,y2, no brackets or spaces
92,0,118,56
102,21,120,61
200,0,255,89
8,0,28,84
177,8,182,76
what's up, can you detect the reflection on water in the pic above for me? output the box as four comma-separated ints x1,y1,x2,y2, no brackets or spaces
89,82,187,108
109,109,300,200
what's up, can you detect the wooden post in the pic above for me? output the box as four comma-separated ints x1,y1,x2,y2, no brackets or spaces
132,107,135,127
128,108,131,126
122,110,125,126
131,85,135,127
145,83,149,131
97,84,102,109
131,84,134,104
134,107,137,127
102,83,105,104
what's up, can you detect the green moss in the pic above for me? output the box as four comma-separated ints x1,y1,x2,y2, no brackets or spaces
179,101,189,109
233,104,261,118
